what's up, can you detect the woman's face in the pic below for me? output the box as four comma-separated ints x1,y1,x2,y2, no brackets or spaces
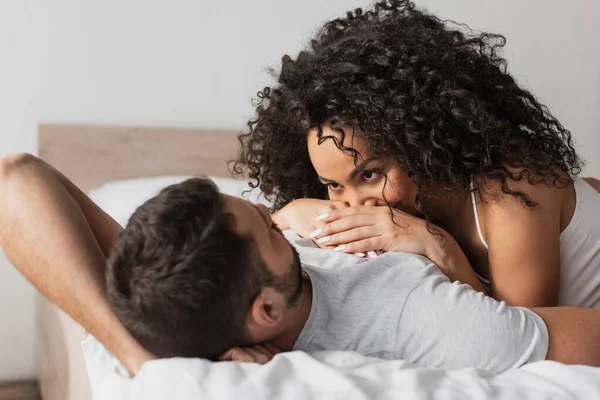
307,124,418,215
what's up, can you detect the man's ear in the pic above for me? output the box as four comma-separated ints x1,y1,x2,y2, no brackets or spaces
249,287,285,329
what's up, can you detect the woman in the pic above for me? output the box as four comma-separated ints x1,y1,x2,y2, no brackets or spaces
234,0,600,307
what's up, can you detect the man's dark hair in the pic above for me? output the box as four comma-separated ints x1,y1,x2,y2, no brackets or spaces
106,178,277,360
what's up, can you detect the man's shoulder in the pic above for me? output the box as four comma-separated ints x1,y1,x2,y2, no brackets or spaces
357,252,444,281
303,251,446,305
301,251,446,300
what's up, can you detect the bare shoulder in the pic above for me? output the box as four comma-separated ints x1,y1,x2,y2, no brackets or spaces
473,169,570,306
476,168,572,211
474,168,576,235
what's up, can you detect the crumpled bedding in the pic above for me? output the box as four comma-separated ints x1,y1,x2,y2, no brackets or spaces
83,336,600,400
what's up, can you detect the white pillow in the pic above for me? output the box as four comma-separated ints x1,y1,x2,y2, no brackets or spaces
88,175,270,227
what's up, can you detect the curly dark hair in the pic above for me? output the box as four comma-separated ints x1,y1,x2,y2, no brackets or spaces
232,0,581,216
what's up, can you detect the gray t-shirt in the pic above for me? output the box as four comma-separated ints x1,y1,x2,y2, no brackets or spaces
290,238,549,374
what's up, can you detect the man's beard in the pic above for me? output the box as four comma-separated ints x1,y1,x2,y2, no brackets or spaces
286,245,304,306
264,244,304,307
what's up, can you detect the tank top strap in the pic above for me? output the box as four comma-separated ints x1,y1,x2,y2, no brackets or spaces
470,177,489,250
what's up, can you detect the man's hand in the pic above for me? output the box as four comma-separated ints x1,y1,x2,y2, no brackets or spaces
219,344,281,364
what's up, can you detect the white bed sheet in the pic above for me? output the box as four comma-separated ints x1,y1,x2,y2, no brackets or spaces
83,335,600,400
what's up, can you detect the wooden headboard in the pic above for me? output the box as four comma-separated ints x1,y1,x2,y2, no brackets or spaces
38,124,242,192
36,124,242,400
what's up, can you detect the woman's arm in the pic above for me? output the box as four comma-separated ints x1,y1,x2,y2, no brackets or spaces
425,230,487,293
476,175,564,307
309,205,487,293
0,153,154,375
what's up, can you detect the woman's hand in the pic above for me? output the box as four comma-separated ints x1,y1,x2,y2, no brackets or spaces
272,198,348,242
309,206,434,256
312,205,486,292
219,343,281,364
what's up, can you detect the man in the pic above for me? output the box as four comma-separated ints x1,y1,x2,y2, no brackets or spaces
0,154,599,376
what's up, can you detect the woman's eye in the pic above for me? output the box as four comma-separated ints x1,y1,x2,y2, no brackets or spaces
326,183,341,191
362,170,380,181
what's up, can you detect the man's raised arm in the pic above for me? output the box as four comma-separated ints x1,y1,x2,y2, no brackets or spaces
0,153,154,375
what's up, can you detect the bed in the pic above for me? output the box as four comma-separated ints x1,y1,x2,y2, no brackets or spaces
36,124,241,400
35,124,600,400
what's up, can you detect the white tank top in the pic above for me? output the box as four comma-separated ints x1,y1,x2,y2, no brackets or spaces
470,178,600,308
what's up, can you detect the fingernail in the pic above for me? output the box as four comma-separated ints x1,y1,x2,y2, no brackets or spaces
367,250,378,258
317,236,330,244
333,245,346,252
354,252,365,257
316,213,329,221
309,228,323,238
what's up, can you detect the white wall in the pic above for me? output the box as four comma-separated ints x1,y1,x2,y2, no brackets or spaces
0,0,46,381
0,0,598,379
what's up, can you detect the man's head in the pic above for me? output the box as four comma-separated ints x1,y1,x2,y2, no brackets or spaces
106,177,302,360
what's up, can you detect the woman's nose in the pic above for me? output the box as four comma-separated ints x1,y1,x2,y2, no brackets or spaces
342,194,378,207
